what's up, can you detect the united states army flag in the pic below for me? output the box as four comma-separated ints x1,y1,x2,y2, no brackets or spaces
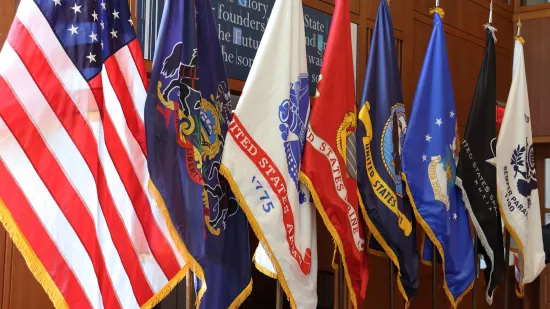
496,35,545,297
219,0,318,307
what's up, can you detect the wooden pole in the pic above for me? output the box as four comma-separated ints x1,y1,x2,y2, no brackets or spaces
472,237,479,309
185,269,195,309
432,245,437,309
338,261,345,309
389,259,395,309
504,232,511,309
275,282,283,309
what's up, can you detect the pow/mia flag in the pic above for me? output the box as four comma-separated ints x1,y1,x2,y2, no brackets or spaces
456,25,504,304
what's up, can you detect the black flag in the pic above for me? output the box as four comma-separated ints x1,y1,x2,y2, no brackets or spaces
456,26,504,304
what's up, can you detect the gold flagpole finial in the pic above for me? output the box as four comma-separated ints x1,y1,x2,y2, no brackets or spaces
489,0,493,24
517,17,522,37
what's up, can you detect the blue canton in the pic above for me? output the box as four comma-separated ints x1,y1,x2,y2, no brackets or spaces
36,0,137,80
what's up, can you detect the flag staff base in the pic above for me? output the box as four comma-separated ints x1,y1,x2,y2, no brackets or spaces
389,259,395,309
338,261,345,309
472,237,479,309
504,232,511,309
432,244,437,309
275,281,283,309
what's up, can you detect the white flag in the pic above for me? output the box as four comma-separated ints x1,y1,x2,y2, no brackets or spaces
496,37,545,294
219,0,318,307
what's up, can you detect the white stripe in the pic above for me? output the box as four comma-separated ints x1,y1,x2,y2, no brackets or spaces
17,0,185,287
114,46,146,123
101,68,185,270
0,117,103,309
0,44,139,309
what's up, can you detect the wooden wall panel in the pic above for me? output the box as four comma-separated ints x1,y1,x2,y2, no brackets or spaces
0,0,16,48
521,17,550,137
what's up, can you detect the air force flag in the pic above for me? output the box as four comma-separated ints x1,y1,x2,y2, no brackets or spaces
401,9,475,308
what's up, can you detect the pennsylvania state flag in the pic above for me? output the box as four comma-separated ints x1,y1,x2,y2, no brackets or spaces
195,0,252,307
356,0,418,305
401,9,474,308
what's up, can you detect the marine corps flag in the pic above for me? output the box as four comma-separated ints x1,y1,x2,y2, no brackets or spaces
456,25,504,304
496,34,545,297
300,0,368,305
195,0,253,307
402,9,475,308
219,0,318,307
356,0,419,305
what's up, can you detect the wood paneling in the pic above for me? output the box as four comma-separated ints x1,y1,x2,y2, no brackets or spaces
0,0,15,48
520,17,550,137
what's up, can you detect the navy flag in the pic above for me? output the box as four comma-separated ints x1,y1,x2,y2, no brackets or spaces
195,0,252,307
456,24,504,304
356,0,419,305
401,9,475,308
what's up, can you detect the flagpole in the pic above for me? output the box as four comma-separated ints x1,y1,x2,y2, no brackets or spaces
338,261,345,309
489,0,493,24
504,231,511,309
186,269,195,309
275,282,283,309
389,261,395,309
432,244,437,309
472,236,479,309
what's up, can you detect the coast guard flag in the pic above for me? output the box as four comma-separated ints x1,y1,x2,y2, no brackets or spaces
456,25,504,304
300,0,368,306
144,0,207,301
401,10,475,308
496,34,545,297
195,0,253,307
0,0,189,306
356,0,419,305
220,0,318,307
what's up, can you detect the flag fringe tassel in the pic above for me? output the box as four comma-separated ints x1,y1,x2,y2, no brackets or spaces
496,191,526,293
403,173,474,309
252,250,277,278
220,164,296,309
227,278,253,309
148,180,207,307
357,191,412,309
366,231,390,258
300,172,359,309
0,197,70,309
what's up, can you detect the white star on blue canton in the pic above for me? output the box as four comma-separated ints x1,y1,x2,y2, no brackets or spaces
100,21,105,30
435,118,443,126
91,10,98,21
425,134,432,142
101,41,104,50
71,3,82,13
422,154,427,161
52,0,61,6
112,9,120,19
89,31,98,42
86,52,97,63
68,24,78,35
100,0,106,10
453,213,458,220
450,111,455,118
128,18,134,26
110,29,118,38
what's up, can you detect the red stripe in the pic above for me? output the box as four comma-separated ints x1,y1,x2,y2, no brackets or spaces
0,158,92,309
127,39,149,90
92,95,181,279
7,21,155,305
104,57,147,155
0,76,121,309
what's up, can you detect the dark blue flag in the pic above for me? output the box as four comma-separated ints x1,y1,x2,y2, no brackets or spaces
194,0,252,307
144,0,206,301
401,9,475,308
356,0,419,305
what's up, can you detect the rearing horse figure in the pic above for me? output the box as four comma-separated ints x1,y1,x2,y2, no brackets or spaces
160,43,200,117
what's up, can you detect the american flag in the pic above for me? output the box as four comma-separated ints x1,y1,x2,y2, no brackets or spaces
0,0,190,307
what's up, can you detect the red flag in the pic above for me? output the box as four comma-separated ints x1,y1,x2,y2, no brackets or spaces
300,0,368,306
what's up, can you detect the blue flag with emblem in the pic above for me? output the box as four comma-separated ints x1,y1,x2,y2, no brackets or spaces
401,9,475,308
144,0,206,302
194,0,252,307
356,0,419,305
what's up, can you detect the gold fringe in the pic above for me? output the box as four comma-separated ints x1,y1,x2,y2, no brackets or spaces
0,198,69,309
515,287,525,299
148,180,207,307
141,265,190,309
515,36,525,44
254,256,277,279
331,247,338,270
220,164,296,309
401,173,474,308
357,191,412,308
227,278,253,309
497,191,527,294
429,7,445,19
300,172,359,309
